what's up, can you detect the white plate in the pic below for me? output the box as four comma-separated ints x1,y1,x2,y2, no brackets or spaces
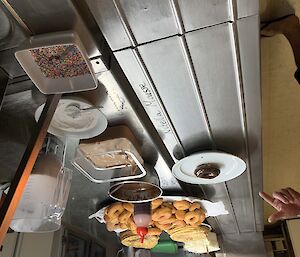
35,97,107,139
172,151,246,184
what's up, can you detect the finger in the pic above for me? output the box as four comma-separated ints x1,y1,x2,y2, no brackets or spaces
273,199,284,211
273,192,289,204
281,188,294,202
268,211,285,223
259,192,277,207
286,187,300,199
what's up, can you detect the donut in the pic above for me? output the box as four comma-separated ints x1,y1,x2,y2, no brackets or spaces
171,220,186,229
171,206,177,214
175,210,186,221
120,223,128,230
119,211,132,224
106,222,120,232
107,203,124,218
162,202,173,208
127,217,137,232
192,220,202,226
158,216,177,225
151,198,163,209
173,200,191,211
184,211,200,225
154,222,172,231
123,202,134,213
195,209,206,223
147,227,162,236
104,214,119,224
152,207,172,222
189,202,201,211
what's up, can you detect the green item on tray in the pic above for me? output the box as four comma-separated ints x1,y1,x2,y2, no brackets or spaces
150,240,178,254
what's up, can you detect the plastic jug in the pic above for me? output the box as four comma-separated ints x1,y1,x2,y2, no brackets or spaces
10,136,72,232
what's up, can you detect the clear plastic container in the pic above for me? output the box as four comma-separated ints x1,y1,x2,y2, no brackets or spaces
79,137,144,167
71,150,146,183
71,137,145,183
10,136,72,232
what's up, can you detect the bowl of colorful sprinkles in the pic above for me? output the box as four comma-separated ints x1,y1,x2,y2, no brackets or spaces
15,31,98,94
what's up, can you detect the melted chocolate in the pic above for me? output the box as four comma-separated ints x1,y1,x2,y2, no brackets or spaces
194,164,220,179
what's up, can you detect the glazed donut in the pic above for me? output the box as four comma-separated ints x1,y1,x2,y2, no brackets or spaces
154,222,172,231
171,220,186,229
184,211,200,225
158,216,177,225
151,198,163,210
119,211,132,224
107,203,124,218
123,202,134,213
175,210,186,221
189,202,201,211
147,227,162,236
152,207,172,222
173,200,191,211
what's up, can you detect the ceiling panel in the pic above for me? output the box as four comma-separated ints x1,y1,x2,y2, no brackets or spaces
118,0,178,44
186,23,244,154
177,0,232,32
185,22,255,232
236,0,259,19
85,0,132,51
138,36,212,154
114,48,184,160
237,15,263,231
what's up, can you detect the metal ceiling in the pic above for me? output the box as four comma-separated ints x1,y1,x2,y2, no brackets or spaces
0,0,264,256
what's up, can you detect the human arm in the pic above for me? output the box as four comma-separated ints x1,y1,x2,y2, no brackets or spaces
259,188,300,223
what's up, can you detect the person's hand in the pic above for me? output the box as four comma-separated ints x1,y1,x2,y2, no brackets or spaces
271,187,300,206
259,190,300,223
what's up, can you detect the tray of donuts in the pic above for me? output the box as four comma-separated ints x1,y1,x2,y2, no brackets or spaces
89,196,228,234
